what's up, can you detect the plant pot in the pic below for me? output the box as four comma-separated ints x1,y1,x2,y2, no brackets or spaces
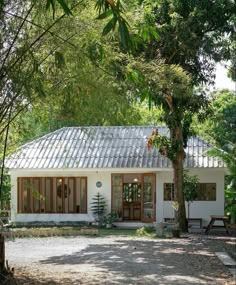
172,228,180,238
106,224,112,229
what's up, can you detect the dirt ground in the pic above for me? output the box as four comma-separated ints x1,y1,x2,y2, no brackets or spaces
2,234,236,285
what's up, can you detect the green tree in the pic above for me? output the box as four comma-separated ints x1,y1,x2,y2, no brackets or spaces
127,0,235,231
183,170,198,219
90,192,107,226
197,90,236,222
199,90,236,146
208,143,236,222
4,2,142,146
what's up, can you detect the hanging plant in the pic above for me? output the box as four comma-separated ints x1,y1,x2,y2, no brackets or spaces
147,129,179,161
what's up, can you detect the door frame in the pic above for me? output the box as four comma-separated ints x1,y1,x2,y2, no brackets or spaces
116,173,156,222
141,173,156,223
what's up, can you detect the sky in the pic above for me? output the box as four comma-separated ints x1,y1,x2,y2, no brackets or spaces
214,63,235,91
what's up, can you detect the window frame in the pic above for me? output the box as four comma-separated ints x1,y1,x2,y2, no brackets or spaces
17,176,87,214
163,182,217,201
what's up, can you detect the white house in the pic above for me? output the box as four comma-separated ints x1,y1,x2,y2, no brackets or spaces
6,126,225,227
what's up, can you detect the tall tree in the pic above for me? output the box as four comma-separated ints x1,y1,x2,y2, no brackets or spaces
198,90,236,146
121,0,235,231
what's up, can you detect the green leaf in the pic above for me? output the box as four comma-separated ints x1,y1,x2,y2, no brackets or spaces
97,9,113,20
46,0,73,18
56,0,73,16
130,70,139,82
119,18,132,50
46,0,53,10
119,19,130,50
46,0,56,19
102,16,117,36
55,51,65,69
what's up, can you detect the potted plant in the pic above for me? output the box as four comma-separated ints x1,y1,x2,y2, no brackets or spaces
104,213,117,228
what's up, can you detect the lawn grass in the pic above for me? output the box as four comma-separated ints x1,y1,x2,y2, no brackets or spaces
98,228,137,237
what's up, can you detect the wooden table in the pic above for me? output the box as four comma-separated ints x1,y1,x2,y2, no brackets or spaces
205,215,230,235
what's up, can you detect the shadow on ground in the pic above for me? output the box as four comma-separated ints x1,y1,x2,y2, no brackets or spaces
37,238,231,285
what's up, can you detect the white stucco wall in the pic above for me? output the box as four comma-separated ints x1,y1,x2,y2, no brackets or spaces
156,169,225,226
10,169,112,224
9,168,225,226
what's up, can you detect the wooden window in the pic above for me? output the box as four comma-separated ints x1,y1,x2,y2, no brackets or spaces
111,174,123,215
32,178,40,213
17,177,87,214
45,178,53,212
80,178,87,213
163,183,217,201
197,183,216,201
163,183,175,201
68,178,75,213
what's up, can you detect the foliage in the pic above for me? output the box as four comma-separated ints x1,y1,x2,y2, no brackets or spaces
208,143,236,222
98,228,137,237
0,0,144,153
147,129,181,161
95,0,132,50
136,226,155,237
208,143,236,181
127,0,235,232
104,213,117,225
225,182,236,223
137,0,235,85
201,90,236,146
183,170,199,204
0,172,11,210
183,170,199,219
90,192,107,224
135,102,164,126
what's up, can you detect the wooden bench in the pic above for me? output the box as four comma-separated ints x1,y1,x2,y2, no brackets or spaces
187,218,202,229
164,218,202,229
205,215,230,235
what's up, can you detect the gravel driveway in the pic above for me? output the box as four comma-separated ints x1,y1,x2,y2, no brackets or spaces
4,235,234,285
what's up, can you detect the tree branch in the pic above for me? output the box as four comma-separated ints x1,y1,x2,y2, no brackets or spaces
0,4,35,75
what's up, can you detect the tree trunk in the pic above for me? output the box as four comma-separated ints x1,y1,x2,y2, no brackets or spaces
173,158,187,231
0,234,5,272
171,125,188,232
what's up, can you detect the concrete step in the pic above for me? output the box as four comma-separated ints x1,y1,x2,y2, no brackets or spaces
215,252,236,267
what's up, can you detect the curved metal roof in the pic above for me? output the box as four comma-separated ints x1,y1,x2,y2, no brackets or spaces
6,126,224,170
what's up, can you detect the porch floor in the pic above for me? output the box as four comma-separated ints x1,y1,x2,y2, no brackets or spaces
113,221,153,228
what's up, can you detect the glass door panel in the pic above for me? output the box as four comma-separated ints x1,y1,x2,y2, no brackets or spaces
111,175,123,217
123,183,141,220
142,175,155,222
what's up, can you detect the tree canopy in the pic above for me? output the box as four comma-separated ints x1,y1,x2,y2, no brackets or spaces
0,0,235,232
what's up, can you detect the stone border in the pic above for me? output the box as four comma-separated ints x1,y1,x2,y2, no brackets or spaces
215,252,236,278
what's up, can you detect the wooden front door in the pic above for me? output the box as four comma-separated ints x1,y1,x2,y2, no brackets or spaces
111,173,156,222
123,183,141,220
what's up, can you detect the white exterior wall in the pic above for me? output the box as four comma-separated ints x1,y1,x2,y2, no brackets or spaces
10,169,112,224
10,168,225,226
156,169,225,227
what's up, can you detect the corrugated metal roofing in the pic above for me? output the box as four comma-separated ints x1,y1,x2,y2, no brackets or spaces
6,126,224,169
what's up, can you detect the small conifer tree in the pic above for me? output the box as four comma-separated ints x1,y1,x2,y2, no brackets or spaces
90,192,107,225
